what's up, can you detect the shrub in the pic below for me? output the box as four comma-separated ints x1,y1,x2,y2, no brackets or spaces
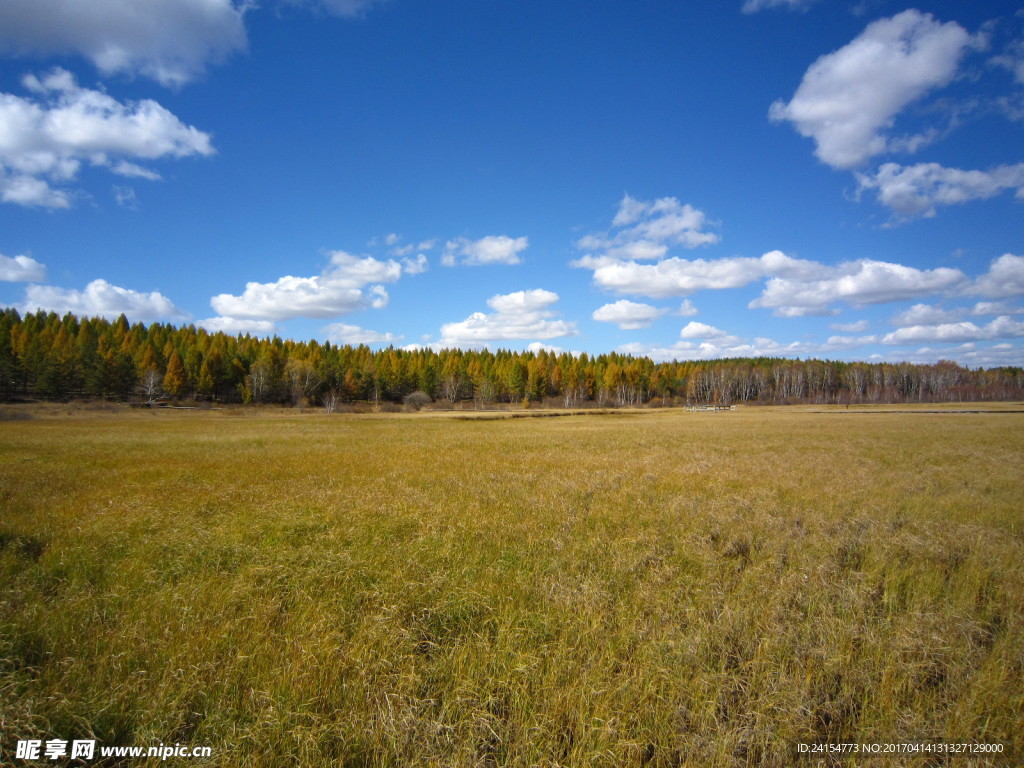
403,391,432,411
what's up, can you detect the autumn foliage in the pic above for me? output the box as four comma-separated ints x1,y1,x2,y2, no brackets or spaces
2,308,1022,406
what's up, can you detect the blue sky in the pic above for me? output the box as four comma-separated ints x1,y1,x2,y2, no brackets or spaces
1,0,1022,366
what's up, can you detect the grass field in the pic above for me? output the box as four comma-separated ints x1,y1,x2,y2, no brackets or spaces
1,405,1022,767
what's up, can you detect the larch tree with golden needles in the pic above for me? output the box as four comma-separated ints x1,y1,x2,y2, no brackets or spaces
162,349,188,399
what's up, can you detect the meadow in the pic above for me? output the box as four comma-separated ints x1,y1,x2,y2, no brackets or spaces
1,405,1022,767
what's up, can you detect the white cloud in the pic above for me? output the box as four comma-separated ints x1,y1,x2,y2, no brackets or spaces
527,341,567,355
750,259,967,316
439,289,577,346
742,0,819,13
991,38,1024,84
0,175,70,208
487,289,558,314
213,274,366,319
890,303,965,326
381,233,414,256
112,161,162,181
891,298,1024,327
210,251,402,321
882,316,1024,345
0,69,214,208
326,249,400,282
972,301,1024,316
677,299,699,317
969,253,1024,299
623,329,898,363
23,278,186,322
870,341,1024,367
0,0,248,87
0,253,46,282
619,336,817,363
197,316,276,336
400,253,429,275
441,235,528,267
826,334,878,348
857,162,1024,218
578,249,823,299
591,300,667,330
679,321,730,340
830,319,869,332
622,196,719,248
575,212,986,319
579,194,719,263
113,185,137,209
373,234,435,266
770,10,973,169
952,344,1024,367
610,194,649,227
624,328,1022,367
321,323,399,345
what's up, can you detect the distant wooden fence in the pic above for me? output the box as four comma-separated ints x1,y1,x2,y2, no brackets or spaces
684,404,736,412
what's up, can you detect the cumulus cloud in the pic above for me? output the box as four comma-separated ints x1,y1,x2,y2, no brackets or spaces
891,298,1024,326
677,299,699,317
770,10,974,169
439,289,577,346
622,327,933,363
578,194,719,263
831,319,869,333
0,253,46,282
874,341,1024,368
618,337,817,364
0,69,214,208
969,253,1024,299
882,315,1024,345
972,301,1024,316
210,251,402,321
591,300,667,330
624,327,1021,367
367,234,433,272
442,235,528,267
750,259,967,316
400,253,429,275
577,249,823,299
0,0,248,87
197,316,276,336
857,162,1024,218
321,323,399,345
575,208,989,319
23,278,186,322
679,321,730,340
397,256,425,276
826,334,879,348
527,342,570,355
890,303,966,326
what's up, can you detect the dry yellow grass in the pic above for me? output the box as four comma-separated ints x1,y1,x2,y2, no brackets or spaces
1,406,1022,766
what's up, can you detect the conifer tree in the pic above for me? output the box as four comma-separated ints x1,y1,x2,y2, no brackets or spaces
163,350,188,399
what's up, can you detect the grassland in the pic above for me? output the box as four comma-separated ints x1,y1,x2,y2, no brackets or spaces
1,405,1022,767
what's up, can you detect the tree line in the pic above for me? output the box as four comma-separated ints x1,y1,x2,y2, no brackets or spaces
2,308,1022,407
